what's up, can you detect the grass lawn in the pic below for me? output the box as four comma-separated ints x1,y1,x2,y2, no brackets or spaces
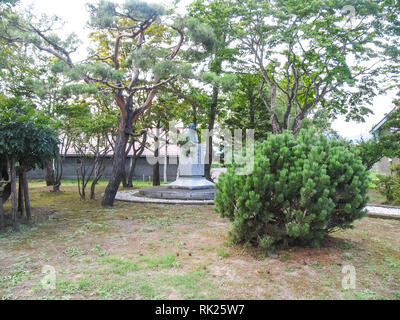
0,180,399,300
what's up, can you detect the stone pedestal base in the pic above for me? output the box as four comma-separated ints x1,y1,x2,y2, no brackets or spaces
168,176,215,190
138,186,215,200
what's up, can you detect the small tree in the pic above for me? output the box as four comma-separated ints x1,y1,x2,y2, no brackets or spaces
215,129,369,250
55,101,113,200
0,96,58,231
74,133,111,200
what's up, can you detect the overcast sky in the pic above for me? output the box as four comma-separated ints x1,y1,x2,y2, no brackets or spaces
19,0,397,141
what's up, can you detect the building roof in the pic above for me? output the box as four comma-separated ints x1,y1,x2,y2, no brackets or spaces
370,106,399,134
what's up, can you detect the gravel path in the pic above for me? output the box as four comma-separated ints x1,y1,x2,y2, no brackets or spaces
115,190,214,205
115,190,400,219
366,205,400,220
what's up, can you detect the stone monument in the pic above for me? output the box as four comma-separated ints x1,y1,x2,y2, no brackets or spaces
168,123,215,190
136,124,216,201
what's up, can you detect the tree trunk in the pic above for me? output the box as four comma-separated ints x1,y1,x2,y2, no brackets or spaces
259,78,282,134
121,165,128,187
127,156,138,188
10,157,18,231
0,190,4,233
205,84,219,181
164,143,168,184
22,169,31,220
102,121,130,206
18,173,24,217
76,158,93,201
45,163,55,186
102,63,167,206
153,162,160,186
2,183,10,203
0,185,6,233
127,131,147,188
192,104,197,128
122,134,136,188
249,96,255,130
53,157,63,193
90,179,98,200
153,124,160,186
291,111,308,136
53,182,61,193
269,84,282,134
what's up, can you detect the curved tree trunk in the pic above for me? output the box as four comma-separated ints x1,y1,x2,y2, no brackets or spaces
102,116,130,207
101,24,183,207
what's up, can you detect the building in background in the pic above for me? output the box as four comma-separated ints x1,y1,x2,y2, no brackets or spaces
370,106,400,175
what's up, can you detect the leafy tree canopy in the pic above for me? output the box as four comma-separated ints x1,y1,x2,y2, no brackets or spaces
0,95,59,170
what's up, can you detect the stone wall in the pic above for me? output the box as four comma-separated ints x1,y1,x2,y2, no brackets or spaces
28,155,179,181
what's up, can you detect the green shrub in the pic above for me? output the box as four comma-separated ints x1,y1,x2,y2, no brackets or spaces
215,129,369,250
376,163,400,205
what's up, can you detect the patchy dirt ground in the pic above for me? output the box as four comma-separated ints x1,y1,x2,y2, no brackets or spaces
0,181,399,300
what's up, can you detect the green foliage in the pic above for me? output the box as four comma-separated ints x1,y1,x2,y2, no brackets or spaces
87,0,164,29
182,0,239,133
376,163,400,205
379,105,400,159
215,129,369,250
0,95,59,170
357,138,384,171
185,17,216,52
232,0,384,133
224,73,273,140
358,104,399,171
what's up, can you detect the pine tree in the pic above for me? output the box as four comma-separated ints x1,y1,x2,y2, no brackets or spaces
215,128,370,250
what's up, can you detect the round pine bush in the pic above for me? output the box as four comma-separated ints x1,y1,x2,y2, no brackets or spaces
215,129,369,250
